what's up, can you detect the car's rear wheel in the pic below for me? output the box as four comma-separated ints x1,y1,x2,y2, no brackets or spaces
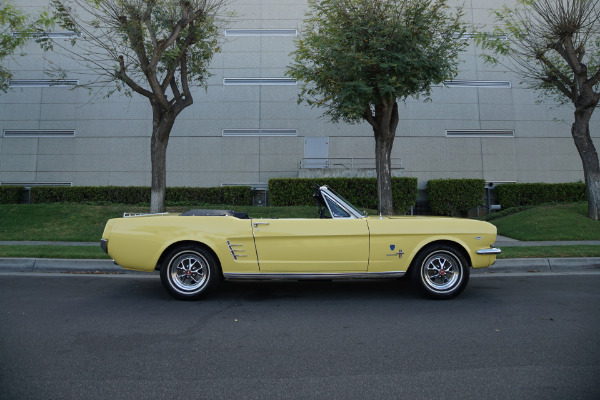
160,245,220,300
410,244,469,300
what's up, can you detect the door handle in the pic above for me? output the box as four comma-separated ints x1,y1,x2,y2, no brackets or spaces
253,222,270,228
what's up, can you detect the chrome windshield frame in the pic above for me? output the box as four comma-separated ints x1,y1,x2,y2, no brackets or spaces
320,186,366,219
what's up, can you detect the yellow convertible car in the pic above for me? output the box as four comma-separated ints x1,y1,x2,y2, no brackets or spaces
101,185,500,300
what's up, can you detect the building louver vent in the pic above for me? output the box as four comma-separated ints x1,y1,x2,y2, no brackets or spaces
446,130,515,138
10,80,78,87
3,129,75,137
225,29,297,36
450,33,507,40
223,78,297,85
222,129,298,137
13,31,79,39
444,80,512,88
0,182,72,186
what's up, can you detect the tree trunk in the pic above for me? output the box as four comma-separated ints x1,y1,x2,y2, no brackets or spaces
572,107,600,220
375,132,394,215
370,100,399,216
150,106,176,213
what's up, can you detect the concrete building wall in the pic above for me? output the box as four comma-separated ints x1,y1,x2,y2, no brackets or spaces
1,0,598,190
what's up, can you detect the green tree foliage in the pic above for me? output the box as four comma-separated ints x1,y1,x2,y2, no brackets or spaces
44,0,229,212
0,0,50,92
287,0,468,215
475,0,600,220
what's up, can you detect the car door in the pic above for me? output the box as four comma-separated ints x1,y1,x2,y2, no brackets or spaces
252,218,369,272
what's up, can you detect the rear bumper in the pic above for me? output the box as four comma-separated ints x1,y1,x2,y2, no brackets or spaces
100,239,108,254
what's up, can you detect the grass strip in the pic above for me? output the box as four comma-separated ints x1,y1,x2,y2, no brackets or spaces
0,245,111,259
497,245,600,259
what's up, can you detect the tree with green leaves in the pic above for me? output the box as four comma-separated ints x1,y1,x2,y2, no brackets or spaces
0,0,46,92
45,0,229,212
476,0,600,220
287,0,468,215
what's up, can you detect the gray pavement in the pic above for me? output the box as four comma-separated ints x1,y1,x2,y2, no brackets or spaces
2,273,599,399
0,236,599,275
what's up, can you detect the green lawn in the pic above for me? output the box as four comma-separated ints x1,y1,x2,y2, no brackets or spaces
497,245,600,259
488,202,599,241
0,202,598,259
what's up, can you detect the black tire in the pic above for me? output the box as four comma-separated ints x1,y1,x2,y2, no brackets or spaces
410,244,470,300
160,245,221,300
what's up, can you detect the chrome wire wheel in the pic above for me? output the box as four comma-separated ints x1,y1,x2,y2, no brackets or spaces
410,244,469,300
160,245,221,300
421,251,461,292
169,251,209,292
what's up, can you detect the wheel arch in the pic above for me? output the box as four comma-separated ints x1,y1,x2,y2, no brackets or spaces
156,240,222,275
406,239,471,274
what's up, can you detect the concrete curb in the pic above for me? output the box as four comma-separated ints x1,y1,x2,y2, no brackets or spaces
0,258,125,273
0,257,599,275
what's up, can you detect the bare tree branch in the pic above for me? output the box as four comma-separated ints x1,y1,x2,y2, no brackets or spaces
477,0,600,220
43,0,230,212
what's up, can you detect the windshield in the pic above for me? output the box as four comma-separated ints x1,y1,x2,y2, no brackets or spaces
323,187,365,218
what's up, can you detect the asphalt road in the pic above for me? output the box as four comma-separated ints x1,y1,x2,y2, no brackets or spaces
1,272,599,400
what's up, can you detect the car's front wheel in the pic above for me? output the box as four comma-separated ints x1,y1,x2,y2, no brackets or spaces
160,245,221,300
410,244,469,300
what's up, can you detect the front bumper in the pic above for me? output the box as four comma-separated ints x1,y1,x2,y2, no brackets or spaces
477,247,502,255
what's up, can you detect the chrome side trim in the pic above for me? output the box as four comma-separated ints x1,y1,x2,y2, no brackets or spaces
477,248,502,255
226,241,247,260
223,271,406,280
123,212,169,218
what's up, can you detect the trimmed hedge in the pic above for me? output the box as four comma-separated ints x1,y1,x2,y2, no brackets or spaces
495,182,586,208
28,186,252,205
268,177,418,213
428,179,486,217
0,186,25,204
166,186,252,205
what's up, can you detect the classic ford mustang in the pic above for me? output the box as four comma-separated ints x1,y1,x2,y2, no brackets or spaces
101,185,500,300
